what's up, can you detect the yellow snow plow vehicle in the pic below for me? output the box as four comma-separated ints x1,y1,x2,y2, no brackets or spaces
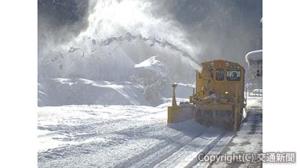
168,60,246,131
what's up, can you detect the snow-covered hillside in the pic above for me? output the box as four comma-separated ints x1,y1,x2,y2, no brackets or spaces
38,78,149,106
39,56,194,106
38,78,194,107
134,56,167,77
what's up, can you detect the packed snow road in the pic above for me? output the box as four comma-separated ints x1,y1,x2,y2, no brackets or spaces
38,104,261,168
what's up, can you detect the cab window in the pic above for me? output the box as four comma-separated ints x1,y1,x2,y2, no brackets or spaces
215,69,225,81
227,70,241,81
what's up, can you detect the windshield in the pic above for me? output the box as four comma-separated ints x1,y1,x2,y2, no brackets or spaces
226,70,241,81
215,69,225,81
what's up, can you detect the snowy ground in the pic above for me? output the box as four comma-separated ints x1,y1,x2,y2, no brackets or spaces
209,109,262,168
38,104,226,168
38,96,262,168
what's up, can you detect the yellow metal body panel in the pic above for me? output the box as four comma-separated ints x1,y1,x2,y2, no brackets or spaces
192,60,245,102
168,59,245,131
192,60,245,130
167,106,180,123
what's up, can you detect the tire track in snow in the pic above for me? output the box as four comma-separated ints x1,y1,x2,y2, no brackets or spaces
38,108,164,144
114,128,205,168
153,128,224,168
193,132,235,168
38,122,164,162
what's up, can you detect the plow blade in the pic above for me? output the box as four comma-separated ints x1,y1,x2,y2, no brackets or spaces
167,104,194,123
168,103,242,131
194,104,235,130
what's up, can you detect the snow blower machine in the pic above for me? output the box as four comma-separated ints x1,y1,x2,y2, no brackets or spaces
168,60,246,131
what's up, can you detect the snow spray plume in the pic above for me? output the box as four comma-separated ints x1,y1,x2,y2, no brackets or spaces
151,0,262,66
96,33,202,71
